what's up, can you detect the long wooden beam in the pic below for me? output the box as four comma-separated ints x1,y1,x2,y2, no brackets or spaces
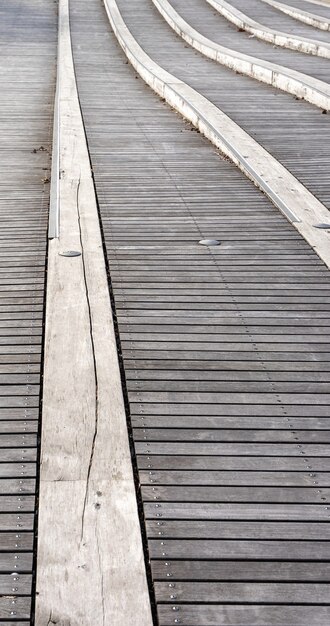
35,1,153,623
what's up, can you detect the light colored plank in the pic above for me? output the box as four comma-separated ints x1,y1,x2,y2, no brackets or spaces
35,1,152,624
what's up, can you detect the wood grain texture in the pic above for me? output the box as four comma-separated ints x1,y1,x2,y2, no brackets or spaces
0,0,56,619
35,1,152,624
70,0,330,623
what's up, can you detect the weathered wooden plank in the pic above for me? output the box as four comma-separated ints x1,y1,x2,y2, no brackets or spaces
136,442,330,455
0,552,33,571
146,519,330,539
140,470,330,486
155,581,330,603
149,538,330,559
134,428,330,442
0,597,31,620
0,574,32,595
143,484,330,503
157,605,330,625
132,404,330,416
0,464,36,478
145,501,330,520
133,415,330,428
151,559,330,581
35,3,152,624
138,455,330,471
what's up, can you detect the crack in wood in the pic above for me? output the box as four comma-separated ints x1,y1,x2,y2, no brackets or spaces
74,176,100,543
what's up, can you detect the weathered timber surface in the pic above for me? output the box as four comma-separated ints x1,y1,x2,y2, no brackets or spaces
70,0,330,623
116,0,330,218
0,0,56,621
164,0,330,84
35,1,152,624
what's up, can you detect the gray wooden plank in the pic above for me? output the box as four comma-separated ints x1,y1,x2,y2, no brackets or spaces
157,605,330,625
133,415,330,428
155,581,330,603
0,597,31,620
138,455,330,471
0,553,33,571
149,539,330,559
151,560,330,581
145,502,330,520
134,428,330,442
0,574,32,595
129,380,330,392
140,470,330,486
146,520,330,539
136,442,330,455
142,484,330,503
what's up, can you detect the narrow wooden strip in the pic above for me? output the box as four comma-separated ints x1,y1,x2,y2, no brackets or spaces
149,538,330,559
155,581,330,603
146,519,330,539
157,604,330,625
35,3,152,624
151,559,330,581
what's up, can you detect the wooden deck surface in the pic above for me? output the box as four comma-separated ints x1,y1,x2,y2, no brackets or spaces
70,0,330,623
169,0,330,82
0,0,56,621
1,0,330,622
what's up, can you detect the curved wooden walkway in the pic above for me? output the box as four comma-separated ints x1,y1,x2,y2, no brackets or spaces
70,0,330,623
1,0,330,623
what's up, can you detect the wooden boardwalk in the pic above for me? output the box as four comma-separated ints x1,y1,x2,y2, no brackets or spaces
0,0,56,621
70,0,330,623
169,0,330,83
116,0,330,214
228,0,330,40
1,0,330,622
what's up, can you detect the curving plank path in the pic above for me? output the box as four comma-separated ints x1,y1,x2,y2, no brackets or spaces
110,0,330,237
152,0,330,110
2,0,330,623
208,0,330,56
170,0,330,84
71,0,330,623
260,0,330,30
